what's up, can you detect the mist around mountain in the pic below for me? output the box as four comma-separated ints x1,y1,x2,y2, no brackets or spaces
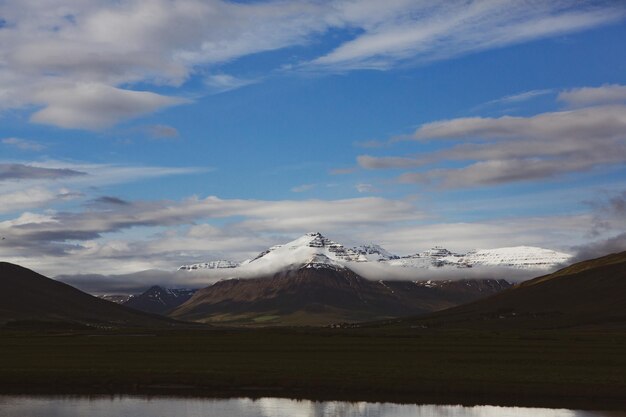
58,233,569,294
168,269,512,326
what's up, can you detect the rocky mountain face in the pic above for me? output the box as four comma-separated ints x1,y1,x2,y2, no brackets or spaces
123,286,196,315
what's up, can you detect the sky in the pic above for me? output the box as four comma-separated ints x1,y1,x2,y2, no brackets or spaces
1,0,626,277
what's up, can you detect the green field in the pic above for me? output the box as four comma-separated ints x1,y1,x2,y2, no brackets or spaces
1,326,624,409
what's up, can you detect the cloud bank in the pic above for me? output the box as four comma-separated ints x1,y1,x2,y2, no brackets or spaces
1,0,623,129
359,85,626,188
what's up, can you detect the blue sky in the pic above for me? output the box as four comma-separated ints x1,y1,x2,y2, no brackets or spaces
1,0,626,275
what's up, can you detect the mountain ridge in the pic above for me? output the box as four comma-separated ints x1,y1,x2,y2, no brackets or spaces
178,232,572,274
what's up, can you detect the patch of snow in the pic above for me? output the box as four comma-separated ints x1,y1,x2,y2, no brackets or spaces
178,260,239,271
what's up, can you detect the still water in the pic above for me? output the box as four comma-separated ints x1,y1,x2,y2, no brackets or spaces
0,396,624,417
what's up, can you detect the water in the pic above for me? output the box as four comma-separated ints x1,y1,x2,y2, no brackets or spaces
0,396,623,417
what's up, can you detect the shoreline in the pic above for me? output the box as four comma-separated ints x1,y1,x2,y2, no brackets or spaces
2,379,626,411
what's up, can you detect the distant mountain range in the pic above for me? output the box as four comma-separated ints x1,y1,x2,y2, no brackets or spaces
1,245,624,330
178,232,572,273
104,233,575,325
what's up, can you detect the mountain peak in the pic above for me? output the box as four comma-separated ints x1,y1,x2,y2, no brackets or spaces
245,233,365,272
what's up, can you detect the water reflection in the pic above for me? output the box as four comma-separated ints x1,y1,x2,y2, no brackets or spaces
0,396,623,417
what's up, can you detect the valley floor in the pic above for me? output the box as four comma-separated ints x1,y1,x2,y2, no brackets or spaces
0,326,625,410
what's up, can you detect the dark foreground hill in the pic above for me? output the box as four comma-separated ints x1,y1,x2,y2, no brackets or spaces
386,250,626,330
169,266,510,325
0,262,174,328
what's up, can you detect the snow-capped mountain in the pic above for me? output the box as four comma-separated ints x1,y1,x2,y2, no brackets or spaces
245,232,367,271
178,232,572,275
178,260,239,271
385,246,570,270
386,246,468,268
460,246,572,269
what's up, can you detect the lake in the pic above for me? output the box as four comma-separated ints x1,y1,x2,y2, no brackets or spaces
0,396,624,417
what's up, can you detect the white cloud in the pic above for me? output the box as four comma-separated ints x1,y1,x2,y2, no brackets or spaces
412,105,626,142
205,74,258,93
476,89,554,110
30,83,189,130
0,0,330,128
558,84,626,107
0,160,205,215
0,187,77,214
2,137,45,151
310,1,625,70
360,104,626,187
0,1,623,129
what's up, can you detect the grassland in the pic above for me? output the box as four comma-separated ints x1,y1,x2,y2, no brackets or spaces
0,326,624,409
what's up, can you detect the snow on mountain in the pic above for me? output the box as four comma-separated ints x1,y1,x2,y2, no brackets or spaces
386,246,570,270
245,232,367,272
352,244,399,261
177,233,572,276
178,260,239,271
460,246,572,269
386,246,468,269
98,294,134,304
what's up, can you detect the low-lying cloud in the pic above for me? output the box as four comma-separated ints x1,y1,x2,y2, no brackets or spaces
58,261,544,295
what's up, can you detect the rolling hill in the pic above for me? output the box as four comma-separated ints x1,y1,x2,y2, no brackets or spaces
387,251,626,330
0,262,175,328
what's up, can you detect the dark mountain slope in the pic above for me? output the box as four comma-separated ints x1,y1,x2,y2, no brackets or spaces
0,262,174,328
170,266,510,326
124,286,196,315
388,251,626,330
